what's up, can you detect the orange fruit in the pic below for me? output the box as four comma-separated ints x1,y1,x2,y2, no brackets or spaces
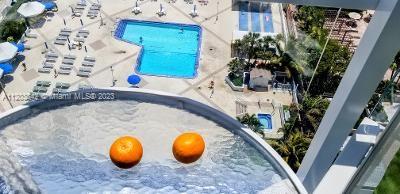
109,136,143,169
172,132,205,164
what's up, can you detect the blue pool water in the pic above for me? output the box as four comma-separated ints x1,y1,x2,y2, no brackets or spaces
115,20,201,78
238,2,249,31
258,113,273,131
250,2,261,32
238,3,274,33
263,4,274,33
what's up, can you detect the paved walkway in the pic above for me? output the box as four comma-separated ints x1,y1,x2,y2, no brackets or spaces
0,0,292,118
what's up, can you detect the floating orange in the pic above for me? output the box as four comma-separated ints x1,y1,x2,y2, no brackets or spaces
109,136,143,169
172,132,205,164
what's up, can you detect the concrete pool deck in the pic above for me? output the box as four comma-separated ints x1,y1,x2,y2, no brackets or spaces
0,0,292,121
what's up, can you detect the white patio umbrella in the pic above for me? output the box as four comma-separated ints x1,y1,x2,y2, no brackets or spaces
0,42,18,63
17,1,45,18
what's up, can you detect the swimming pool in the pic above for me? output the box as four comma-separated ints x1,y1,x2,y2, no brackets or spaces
258,113,273,131
250,2,261,32
115,20,202,78
238,3,274,33
238,1,249,31
263,4,274,33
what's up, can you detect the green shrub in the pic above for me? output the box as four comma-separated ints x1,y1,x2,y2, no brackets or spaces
0,19,26,42
228,73,244,86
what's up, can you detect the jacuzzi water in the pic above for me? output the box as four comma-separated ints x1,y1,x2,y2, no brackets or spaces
0,100,296,193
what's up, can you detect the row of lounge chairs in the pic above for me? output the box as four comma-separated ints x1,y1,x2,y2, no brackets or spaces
54,28,72,45
31,80,92,96
77,56,96,77
31,80,52,95
38,51,59,73
58,54,77,75
72,1,87,17
88,3,101,19
31,81,71,95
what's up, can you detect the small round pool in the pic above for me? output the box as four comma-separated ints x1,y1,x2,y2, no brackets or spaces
0,88,305,193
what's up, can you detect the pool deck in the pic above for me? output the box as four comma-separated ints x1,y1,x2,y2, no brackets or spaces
0,0,292,123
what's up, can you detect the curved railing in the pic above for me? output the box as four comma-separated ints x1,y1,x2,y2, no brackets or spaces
0,88,307,193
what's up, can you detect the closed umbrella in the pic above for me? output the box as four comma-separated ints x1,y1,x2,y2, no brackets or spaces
17,1,45,18
0,42,18,63
0,63,13,74
127,74,141,85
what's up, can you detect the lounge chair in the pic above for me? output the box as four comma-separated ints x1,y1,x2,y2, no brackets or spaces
75,5,86,10
84,56,96,62
56,36,68,41
45,57,56,62
61,28,72,32
74,37,85,42
87,13,98,18
92,4,101,8
45,53,58,58
59,31,71,36
36,80,51,87
64,54,77,60
88,10,99,14
76,33,88,38
79,67,92,72
62,59,75,64
72,12,82,17
33,86,48,93
82,61,95,67
56,82,71,89
77,2,87,6
58,69,72,75
90,6,100,10
53,88,68,94
30,92,43,97
38,68,51,73
43,63,54,68
77,71,90,77
61,65,74,70
54,40,66,45
79,29,90,34
78,84,93,90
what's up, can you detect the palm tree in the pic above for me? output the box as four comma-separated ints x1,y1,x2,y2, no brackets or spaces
237,113,264,138
299,95,330,134
270,130,311,171
227,58,246,74
242,33,261,64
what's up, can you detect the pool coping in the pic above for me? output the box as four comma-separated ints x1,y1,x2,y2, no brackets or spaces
113,19,202,79
0,88,307,193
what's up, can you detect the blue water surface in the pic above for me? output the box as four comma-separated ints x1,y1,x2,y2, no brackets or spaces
238,2,249,31
250,2,261,32
263,4,274,33
258,113,273,131
119,21,201,78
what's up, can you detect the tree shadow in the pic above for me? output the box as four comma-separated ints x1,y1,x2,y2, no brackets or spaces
30,18,46,29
